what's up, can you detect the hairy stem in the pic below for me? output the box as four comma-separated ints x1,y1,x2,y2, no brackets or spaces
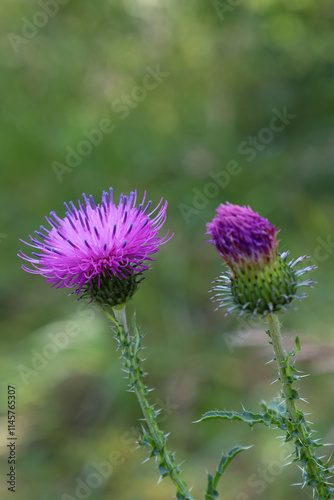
105,305,194,500
267,314,333,499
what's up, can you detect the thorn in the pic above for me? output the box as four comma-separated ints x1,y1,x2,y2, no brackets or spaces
265,358,275,365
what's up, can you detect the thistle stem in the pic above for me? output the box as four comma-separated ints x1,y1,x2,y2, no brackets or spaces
266,314,333,500
113,306,129,339
266,314,297,420
105,305,194,500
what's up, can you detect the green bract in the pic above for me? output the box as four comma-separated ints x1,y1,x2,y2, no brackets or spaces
79,271,143,307
213,252,314,317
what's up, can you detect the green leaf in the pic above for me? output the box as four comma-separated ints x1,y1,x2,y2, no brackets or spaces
285,335,301,372
218,445,252,474
205,474,218,499
158,463,170,477
295,335,301,353
205,445,252,500
197,410,271,427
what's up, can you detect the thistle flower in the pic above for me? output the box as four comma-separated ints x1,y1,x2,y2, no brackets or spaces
19,188,172,307
206,202,314,317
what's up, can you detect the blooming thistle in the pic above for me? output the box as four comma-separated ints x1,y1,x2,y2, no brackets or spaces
19,188,172,307
206,202,314,317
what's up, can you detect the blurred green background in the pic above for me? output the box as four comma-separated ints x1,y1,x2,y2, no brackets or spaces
1,0,334,499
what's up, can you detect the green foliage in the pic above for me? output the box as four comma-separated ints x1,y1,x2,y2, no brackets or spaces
198,402,288,430
199,327,334,499
2,1,334,498
107,309,194,500
205,445,252,500
271,331,334,498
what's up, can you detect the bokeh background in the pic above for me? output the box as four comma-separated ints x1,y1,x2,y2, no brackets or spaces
1,1,334,499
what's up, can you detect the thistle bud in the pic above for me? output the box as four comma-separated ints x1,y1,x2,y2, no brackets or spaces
206,203,314,317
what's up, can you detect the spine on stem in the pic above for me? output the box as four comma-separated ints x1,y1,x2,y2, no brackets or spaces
106,306,194,500
205,202,333,499
267,314,334,500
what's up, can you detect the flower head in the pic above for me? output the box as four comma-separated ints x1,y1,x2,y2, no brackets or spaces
206,202,278,272
19,188,172,306
206,202,314,317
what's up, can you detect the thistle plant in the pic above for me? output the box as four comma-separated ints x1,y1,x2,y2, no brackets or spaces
19,187,194,499
19,190,333,499
203,202,334,499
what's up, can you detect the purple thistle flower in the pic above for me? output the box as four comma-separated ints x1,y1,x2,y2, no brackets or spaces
206,202,278,271
19,188,172,302
206,202,314,317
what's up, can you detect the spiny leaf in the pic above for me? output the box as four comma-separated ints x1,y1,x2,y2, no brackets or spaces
198,409,271,427
205,445,252,500
205,473,218,499
218,445,253,474
158,463,170,477
295,335,301,353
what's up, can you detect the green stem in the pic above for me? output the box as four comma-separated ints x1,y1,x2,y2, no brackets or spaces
113,306,128,337
267,314,332,500
266,314,298,420
106,305,194,500
205,454,230,500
